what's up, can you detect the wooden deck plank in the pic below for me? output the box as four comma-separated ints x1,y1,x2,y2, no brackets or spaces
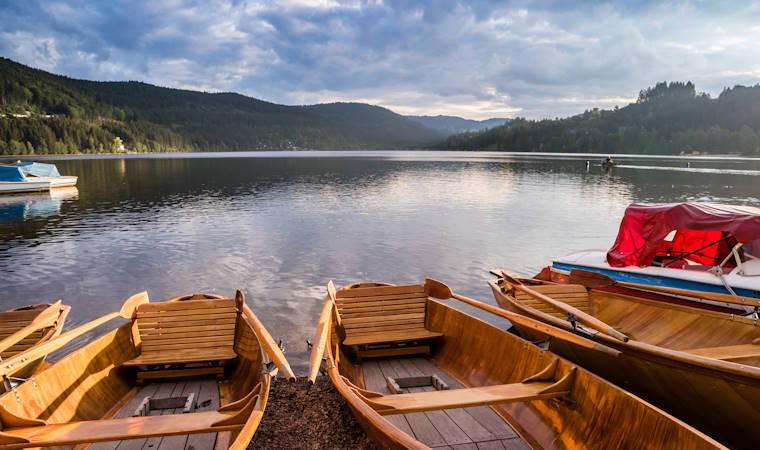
501,438,531,450
142,382,186,449
362,360,416,437
409,359,518,441
377,359,446,447
113,383,177,450
156,381,200,450
184,379,220,449
408,358,518,441
365,357,529,447
398,359,472,446
450,444,478,450
89,385,161,450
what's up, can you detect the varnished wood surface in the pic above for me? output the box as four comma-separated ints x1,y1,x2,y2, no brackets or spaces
363,358,527,449
322,281,723,449
0,302,70,380
490,278,760,449
88,379,221,450
335,283,441,349
0,292,276,450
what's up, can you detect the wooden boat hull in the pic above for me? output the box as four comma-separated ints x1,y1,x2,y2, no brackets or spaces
0,303,70,381
490,280,760,449
0,292,285,449
323,282,722,450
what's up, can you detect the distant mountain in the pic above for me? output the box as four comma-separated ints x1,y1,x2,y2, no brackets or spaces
440,81,760,155
407,115,509,134
0,57,443,155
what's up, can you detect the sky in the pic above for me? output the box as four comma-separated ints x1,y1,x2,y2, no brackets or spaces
2,1,760,120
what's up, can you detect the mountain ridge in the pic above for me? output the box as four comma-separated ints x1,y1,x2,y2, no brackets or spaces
0,58,444,154
407,115,509,134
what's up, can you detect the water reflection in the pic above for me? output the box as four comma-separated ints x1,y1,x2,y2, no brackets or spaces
0,152,758,372
0,187,79,222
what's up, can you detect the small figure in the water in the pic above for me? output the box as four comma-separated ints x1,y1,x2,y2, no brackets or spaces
602,155,614,171
585,160,590,172
686,161,691,168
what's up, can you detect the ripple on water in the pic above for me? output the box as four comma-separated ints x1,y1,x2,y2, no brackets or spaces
1,153,758,369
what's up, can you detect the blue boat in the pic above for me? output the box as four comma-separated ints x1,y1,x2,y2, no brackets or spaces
0,161,77,194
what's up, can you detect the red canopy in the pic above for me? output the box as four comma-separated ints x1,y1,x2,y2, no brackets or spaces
606,203,760,267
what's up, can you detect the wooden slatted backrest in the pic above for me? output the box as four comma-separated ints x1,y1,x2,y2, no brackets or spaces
513,284,591,319
0,308,47,358
135,298,238,355
335,284,428,337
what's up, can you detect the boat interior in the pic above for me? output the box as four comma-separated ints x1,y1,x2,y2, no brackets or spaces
497,278,760,367
325,282,711,449
0,303,65,360
0,293,271,450
0,302,70,382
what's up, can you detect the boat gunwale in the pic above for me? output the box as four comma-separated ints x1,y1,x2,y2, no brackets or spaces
488,279,760,380
323,282,430,450
324,280,725,450
0,293,272,450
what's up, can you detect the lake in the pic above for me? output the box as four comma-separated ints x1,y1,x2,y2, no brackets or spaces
1,151,759,373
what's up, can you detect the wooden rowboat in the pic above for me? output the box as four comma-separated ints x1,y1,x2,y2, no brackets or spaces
490,270,760,449
0,301,70,383
0,290,294,449
309,279,723,449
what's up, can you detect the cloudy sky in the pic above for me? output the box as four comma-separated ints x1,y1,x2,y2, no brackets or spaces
2,1,760,119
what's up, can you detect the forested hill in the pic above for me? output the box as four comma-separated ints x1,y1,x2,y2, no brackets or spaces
442,81,760,155
407,115,508,133
0,58,443,154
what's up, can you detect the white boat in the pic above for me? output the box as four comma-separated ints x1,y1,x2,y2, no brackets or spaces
0,179,51,193
0,161,77,194
549,203,760,300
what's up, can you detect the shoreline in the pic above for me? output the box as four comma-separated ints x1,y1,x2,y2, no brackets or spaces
2,150,757,162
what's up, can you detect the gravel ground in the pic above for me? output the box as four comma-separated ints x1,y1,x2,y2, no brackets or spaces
249,376,376,450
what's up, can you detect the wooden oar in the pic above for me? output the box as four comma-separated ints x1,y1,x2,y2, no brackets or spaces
569,269,760,308
424,279,621,358
239,290,296,382
0,291,149,378
308,281,336,384
0,301,62,353
500,271,629,342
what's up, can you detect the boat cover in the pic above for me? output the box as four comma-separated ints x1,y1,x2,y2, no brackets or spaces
0,165,26,182
607,203,760,267
0,162,61,181
19,162,61,177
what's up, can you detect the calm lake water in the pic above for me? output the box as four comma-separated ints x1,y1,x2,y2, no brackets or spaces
1,151,759,373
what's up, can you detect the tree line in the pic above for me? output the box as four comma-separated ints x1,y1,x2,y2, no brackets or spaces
0,57,441,155
442,81,760,155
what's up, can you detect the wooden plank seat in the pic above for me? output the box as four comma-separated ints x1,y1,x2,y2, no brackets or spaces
0,382,263,448
334,284,443,358
0,410,258,448
342,329,443,347
682,343,760,361
358,360,576,415
513,284,591,319
122,298,240,381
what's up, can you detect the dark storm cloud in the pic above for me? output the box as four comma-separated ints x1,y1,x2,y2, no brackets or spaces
2,1,760,119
